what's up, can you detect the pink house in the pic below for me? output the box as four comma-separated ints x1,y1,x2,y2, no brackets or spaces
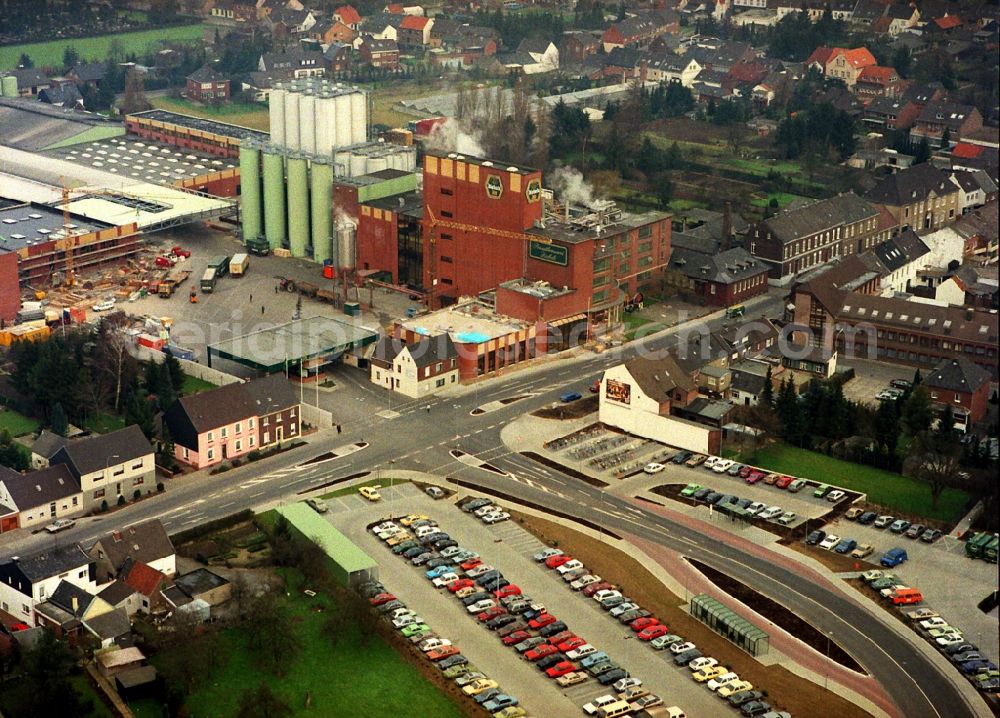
162,375,299,469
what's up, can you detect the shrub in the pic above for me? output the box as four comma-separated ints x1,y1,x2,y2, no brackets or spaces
247,450,262,461
157,482,165,492
101,499,108,512
231,458,242,468
117,495,126,506
133,489,141,501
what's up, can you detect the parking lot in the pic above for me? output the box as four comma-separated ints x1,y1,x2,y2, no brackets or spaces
324,483,734,718
839,359,916,408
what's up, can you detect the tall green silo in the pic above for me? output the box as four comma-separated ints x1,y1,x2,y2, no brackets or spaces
238,144,262,244
262,150,286,249
287,155,309,258
310,159,333,264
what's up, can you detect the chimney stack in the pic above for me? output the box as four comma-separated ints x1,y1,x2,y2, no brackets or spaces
72,596,78,612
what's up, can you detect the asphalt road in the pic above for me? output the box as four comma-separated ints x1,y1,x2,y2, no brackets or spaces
0,291,983,718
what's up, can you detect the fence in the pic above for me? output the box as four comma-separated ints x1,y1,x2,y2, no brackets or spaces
134,346,241,386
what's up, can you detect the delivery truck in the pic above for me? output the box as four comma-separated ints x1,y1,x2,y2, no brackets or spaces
201,267,217,293
229,253,249,277
158,268,191,297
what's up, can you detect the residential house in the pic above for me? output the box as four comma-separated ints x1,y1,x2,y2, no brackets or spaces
323,42,353,73
910,101,984,145
820,47,877,86
862,97,922,131
602,47,640,81
685,40,756,74
398,15,433,48
560,30,601,63
97,580,143,617
0,544,95,626
358,36,400,70
266,7,317,38
949,142,1000,177
90,519,176,582
601,11,678,52
38,82,83,108
666,246,770,306
384,2,424,15
33,580,113,639
211,0,258,23
30,429,66,469
750,193,881,280
67,62,106,89
9,67,50,96
850,0,888,28
119,559,170,614
641,54,702,86
334,4,363,30
883,4,920,35
864,163,962,232
0,464,83,532
311,20,355,45
923,356,992,428
950,169,997,215
244,373,300,449
934,264,999,310
258,50,326,78
371,334,459,397
186,66,230,103
869,229,932,294
358,13,402,42
503,38,559,75
728,360,773,406
598,356,722,455
854,65,903,99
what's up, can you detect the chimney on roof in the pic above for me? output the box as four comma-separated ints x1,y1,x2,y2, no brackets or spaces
721,201,733,251
965,308,974,320
72,596,78,612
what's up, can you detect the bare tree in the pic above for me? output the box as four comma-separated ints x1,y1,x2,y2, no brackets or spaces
909,430,963,510
93,325,136,412
121,68,152,115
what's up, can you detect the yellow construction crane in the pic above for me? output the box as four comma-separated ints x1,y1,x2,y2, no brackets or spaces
423,207,553,308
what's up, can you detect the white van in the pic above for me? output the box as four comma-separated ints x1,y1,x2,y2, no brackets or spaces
597,701,632,718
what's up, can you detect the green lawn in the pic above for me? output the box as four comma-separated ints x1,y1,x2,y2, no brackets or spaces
0,408,40,436
0,24,206,70
738,442,971,522
70,675,116,718
322,479,410,499
181,375,218,395
623,313,665,342
151,569,463,718
82,412,126,434
728,158,803,176
750,192,808,209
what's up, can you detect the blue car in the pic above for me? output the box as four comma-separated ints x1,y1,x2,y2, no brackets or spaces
580,652,610,669
425,566,451,579
962,661,997,675
881,547,908,567
834,539,858,554
559,392,582,403
483,695,518,712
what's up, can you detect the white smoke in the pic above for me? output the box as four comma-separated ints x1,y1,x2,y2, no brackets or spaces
426,117,485,157
548,166,595,208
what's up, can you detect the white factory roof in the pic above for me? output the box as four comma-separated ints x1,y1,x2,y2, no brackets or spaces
64,186,231,229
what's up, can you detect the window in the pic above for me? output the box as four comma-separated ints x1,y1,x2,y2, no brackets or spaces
221,427,228,438
954,394,961,403
441,210,453,218
132,476,144,486
436,378,446,387
207,449,215,460
235,423,241,434
94,488,105,499
441,278,453,285
263,416,269,426
440,188,453,196
249,418,255,429
72,497,78,506
131,460,143,470
291,407,296,417
435,362,442,372
183,447,189,459
290,423,297,434
638,225,652,239
207,431,214,442
249,436,255,446
440,255,453,263
235,440,242,451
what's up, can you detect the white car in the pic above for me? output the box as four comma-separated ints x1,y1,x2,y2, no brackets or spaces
392,614,422,628
466,599,496,614
474,505,499,517
419,637,452,652
305,498,328,513
688,657,717,671
919,617,949,630
707,672,740,691
371,521,397,534
936,635,966,647
566,644,598,660
861,570,884,582
644,462,666,474
556,559,584,575
466,564,495,578
583,696,618,716
907,608,940,620
758,506,783,520
571,574,601,590
612,677,642,693
703,456,720,470
482,512,510,524
534,548,563,562
415,525,441,538
745,502,766,516
777,511,797,525
92,298,116,312
432,573,460,588
713,459,734,473
44,518,75,533
592,589,621,603
819,534,841,550
826,490,846,502
610,603,639,617
671,641,697,655
377,527,402,540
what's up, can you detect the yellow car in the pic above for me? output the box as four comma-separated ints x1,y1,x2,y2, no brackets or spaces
693,665,728,683
717,680,753,698
386,532,413,547
401,514,429,527
359,485,382,501
462,678,499,696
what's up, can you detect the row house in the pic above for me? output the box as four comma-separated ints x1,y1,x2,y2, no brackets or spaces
323,42,353,73
750,193,881,281
909,101,984,146
265,8,317,38
853,65,904,99
258,50,326,78
869,229,932,294
90,519,176,582
640,53,702,86
162,374,299,469
923,357,993,430
0,544,95,627
560,30,601,63
359,37,400,70
864,163,962,233
397,15,433,48
666,246,771,306
601,10,679,52
862,97,922,131
310,20,356,45
0,464,81,533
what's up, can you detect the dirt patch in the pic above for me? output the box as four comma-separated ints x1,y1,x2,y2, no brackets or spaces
690,559,864,672
511,511,875,718
532,395,598,420
520,451,608,488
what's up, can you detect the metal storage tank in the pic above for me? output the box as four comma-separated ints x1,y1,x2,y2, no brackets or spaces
368,155,388,173
300,91,316,155
337,223,357,270
286,155,309,258
238,144,262,244
269,84,286,147
349,150,367,178
350,90,367,145
1,75,17,97
262,150,287,249
310,159,334,264
334,149,352,177
315,92,334,159
285,87,301,151
333,91,352,149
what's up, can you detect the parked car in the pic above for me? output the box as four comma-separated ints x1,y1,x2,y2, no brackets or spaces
920,528,943,543
851,544,874,559
881,548,908,568
745,502,766,515
787,479,807,492
889,519,911,534
777,511,797,525
858,512,878,525
819,534,841,550
906,524,926,539
846,508,864,520
826,490,846,502
834,539,858,554
650,634,684,650
774,476,794,489
728,690,764,706
805,530,826,546
358,485,382,501
556,671,588,687
874,515,895,528
44,518,75,533
644,462,666,474
758,506,783,520
688,657,718,672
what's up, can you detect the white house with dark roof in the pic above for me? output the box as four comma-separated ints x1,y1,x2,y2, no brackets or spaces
370,334,459,397
0,544,95,626
89,519,176,581
0,464,83,530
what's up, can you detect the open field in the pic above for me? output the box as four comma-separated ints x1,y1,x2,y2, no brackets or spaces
0,24,206,70
737,442,971,523
150,96,269,130
181,374,217,395
137,568,464,718
750,192,808,209
82,411,125,434
0,408,40,436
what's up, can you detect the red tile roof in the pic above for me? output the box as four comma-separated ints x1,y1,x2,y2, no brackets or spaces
122,561,166,598
386,3,405,13
834,47,877,68
400,14,429,30
952,142,983,159
806,46,836,67
858,65,898,85
335,5,361,25
933,15,962,30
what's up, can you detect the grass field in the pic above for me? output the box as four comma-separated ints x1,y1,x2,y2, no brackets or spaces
142,569,463,718
1,673,115,718
729,158,804,176
322,478,410,499
0,24,206,70
623,313,665,342
150,96,269,130
82,412,126,434
737,442,971,523
181,375,218,396
0,408,40,436
750,192,808,209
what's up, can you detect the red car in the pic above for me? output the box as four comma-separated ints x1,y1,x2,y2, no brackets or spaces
154,255,175,268
427,645,460,661
775,475,794,489
503,630,532,646
447,579,474,593
461,558,482,571
478,606,507,622
171,246,191,258
529,613,557,629
558,637,587,652
545,555,572,569
494,584,522,599
630,617,660,632
525,644,558,661
745,470,766,484
638,624,669,641
582,582,613,598
546,661,578,678
739,465,753,478
369,593,396,605
547,631,575,646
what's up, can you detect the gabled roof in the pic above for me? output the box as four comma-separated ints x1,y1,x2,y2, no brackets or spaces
10,67,49,87
187,66,228,83
1,543,91,583
623,355,698,401
670,246,768,284
38,83,83,106
83,607,130,641
400,14,430,30
933,15,962,29
98,580,138,606
916,100,978,129
864,163,957,205
764,193,878,243
0,463,79,509
924,356,991,393
870,229,930,272
243,373,298,416
372,335,405,364
833,47,877,68
163,381,257,444
323,42,352,59
49,580,96,617
517,37,554,55
857,65,898,84
730,368,768,395
335,4,362,25
70,62,106,83
805,46,837,67
120,558,167,598
51,424,153,478
92,519,175,573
